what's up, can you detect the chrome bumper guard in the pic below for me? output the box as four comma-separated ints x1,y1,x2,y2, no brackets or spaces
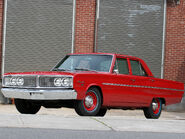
181,92,185,103
1,88,77,100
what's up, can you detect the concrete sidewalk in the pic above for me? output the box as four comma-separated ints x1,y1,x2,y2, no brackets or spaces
0,104,185,120
0,104,185,134
0,113,185,133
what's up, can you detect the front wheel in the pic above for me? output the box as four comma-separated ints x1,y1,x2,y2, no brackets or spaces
143,98,162,119
15,99,41,114
96,108,107,117
75,88,102,116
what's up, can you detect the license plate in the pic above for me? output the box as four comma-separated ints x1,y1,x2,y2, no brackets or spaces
29,92,44,99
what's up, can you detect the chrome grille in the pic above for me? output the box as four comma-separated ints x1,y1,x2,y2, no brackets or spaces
39,76,55,87
3,75,37,88
39,76,73,88
21,76,37,87
3,75,73,88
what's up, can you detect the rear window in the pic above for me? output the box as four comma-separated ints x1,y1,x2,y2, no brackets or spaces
130,60,147,76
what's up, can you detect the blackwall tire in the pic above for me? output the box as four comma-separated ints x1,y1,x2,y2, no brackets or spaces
143,98,162,119
14,99,41,114
96,108,107,117
75,88,102,116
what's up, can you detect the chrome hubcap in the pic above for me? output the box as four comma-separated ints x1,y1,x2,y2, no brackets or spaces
85,96,94,108
152,102,158,111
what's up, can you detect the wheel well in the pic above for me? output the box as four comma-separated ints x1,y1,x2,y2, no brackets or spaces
88,86,103,105
153,98,165,105
159,98,166,105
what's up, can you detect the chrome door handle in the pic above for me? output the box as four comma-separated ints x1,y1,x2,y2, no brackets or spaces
149,79,155,82
131,79,135,82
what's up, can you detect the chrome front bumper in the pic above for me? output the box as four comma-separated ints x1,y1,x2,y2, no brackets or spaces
1,88,77,100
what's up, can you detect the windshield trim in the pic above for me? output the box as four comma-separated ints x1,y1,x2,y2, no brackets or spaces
51,54,114,73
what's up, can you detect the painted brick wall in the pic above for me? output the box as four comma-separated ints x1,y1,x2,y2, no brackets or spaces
0,0,3,76
74,0,96,53
164,0,185,83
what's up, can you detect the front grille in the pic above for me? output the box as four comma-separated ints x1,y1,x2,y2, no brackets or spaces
39,76,55,87
3,75,37,88
3,75,73,88
39,76,73,88
21,76,37,87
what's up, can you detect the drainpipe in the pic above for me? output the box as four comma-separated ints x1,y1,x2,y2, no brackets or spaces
94,0,100,52
71,0,76,53
161,0,167,79
0,0,10,104
2,0,7,78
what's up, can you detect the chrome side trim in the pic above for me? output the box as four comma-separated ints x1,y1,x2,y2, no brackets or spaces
102,83,184,92
1,88,77,100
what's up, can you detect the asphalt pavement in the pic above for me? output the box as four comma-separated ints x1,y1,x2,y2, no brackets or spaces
1,127,185,139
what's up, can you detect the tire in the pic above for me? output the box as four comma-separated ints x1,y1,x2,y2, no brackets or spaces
14,99,41,114
96,108,107,117
75,87,102,116
143,98,162,119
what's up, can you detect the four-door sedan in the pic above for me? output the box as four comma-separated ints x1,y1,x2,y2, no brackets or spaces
1,53,184,119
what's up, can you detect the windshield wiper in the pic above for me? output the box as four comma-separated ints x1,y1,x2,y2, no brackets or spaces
74,68,97,72
52,68,70,71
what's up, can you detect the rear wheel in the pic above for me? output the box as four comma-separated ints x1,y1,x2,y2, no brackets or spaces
143,98,162,119
75,88,102,116
15,99,41,114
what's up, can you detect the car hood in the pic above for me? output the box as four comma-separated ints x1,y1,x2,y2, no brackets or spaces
4,71,75,76
3,71,104,76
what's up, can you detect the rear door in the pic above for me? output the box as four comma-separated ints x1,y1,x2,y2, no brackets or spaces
128,59,152,105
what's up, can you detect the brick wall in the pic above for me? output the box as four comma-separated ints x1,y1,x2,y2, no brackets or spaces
0,0,184,82
0,0,3,76
74,0,96,53
164,0,185,83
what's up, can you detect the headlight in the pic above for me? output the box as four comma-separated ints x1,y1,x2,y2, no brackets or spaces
4,77,11,86
4,77,24,86
10,78,17,86
16,77,24,86
54,78,62,87
54,77,73,87
62,78,71,87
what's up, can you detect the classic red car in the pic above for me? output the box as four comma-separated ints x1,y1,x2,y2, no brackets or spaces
1,53,184,119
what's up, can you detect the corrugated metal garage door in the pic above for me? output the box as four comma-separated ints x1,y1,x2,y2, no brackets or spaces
4,0,73,73
97,0,164,78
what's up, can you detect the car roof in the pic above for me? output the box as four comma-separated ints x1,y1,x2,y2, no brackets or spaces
68,53,141,60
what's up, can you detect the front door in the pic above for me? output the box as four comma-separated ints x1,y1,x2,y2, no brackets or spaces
108,57,135,106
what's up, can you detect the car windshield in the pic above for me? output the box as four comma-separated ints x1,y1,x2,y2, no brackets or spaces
53,55,113,72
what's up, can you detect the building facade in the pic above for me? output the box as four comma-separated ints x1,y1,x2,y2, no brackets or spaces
75,0,185,83
0,0,184,105
164,0,185,83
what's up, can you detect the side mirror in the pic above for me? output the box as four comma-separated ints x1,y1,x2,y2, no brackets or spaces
113,69,119,74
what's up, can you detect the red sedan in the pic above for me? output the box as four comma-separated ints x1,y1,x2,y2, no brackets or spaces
1,53,184,119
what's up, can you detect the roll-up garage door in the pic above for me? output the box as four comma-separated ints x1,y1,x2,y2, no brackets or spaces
4,0,73,73
97,0,164,78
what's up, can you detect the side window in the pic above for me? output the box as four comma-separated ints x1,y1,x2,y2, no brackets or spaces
130,60,147,76
114,58,129,74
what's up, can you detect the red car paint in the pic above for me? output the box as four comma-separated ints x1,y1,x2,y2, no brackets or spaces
4,53,184,108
